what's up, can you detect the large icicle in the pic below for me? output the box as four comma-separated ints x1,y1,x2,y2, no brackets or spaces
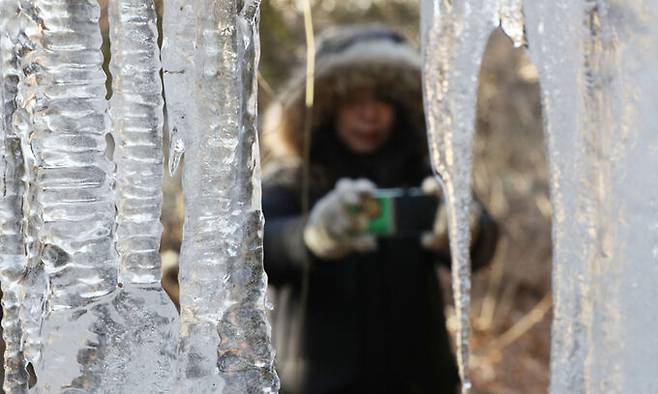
12,0,118,390
421,1,501,391
525,1,658,392
107,0,179,391
0,1,29,391
164,0,278,391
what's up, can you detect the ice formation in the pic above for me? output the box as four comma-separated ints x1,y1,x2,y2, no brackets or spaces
423,0,658,392
0,0,277,391
11,0,118,390
524,1,658,392
0,2,29,391
163,0,278,392
421,1,504,391
107,0,179,391
161,0,194,177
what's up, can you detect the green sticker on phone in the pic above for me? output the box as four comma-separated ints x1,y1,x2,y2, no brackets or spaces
366,196,395,236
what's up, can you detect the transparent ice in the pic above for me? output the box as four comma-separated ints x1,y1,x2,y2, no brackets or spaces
107,0,179,391
421,1,504,391
0,0,278,392
163,0,279,392
11,0,117,391
8,0,48,386
0,0,655,392
0,1,29,391
161,0,195,177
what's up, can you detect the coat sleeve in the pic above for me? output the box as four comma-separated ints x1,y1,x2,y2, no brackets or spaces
469,204,499,271
262,185,315,287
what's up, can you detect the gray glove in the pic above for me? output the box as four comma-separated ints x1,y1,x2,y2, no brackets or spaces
303,178,378,260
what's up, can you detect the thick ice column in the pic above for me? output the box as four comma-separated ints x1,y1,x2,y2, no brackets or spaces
421,1,499,391
12,0,118,390
106,0,179,391
525,1,658,392
0,2,28,392
109,0,168,286
166,0,278,391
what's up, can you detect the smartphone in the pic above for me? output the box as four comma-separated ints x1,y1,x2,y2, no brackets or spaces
362,188,439,237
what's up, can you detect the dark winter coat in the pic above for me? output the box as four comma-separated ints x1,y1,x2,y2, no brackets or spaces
261,26,498,394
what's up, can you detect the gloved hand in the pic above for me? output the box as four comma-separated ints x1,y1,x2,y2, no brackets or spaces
420,177,481,252
303,178,378,259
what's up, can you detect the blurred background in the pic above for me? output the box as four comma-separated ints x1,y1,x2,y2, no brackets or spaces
103,0,552,392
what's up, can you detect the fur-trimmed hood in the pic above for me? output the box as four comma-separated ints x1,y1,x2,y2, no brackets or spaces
262,25,426,162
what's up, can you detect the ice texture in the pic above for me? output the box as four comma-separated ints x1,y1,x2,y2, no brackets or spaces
421,1,502,391
0,2,29,391
161,0,195,177
8,0,48,383
107,0,179,391
109,0,167,286
524,1,658,392
11,0,117,390
165,0,278,392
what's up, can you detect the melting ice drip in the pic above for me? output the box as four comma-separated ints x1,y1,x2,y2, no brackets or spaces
422,0,658,393
0,0,277,393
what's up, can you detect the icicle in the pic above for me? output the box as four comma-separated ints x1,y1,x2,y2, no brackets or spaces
109,0,166,286
525,1,658,392
8,0,48,379
0,1,29,391
421,1,500,392
161,0,195,177
106,0,179,391
11,0,119,389
0,10,6,198
168,0,278,391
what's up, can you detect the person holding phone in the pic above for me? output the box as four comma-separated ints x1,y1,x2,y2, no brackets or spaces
261,25,498,394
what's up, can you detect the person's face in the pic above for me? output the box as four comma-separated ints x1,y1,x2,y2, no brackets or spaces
336,90,395,154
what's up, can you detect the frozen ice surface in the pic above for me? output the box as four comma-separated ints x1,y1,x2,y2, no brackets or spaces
525,1,658,393
421,1,501,392
161,0,195,177
107,0,179,391
109,0,168,286
0,2,29,392
0,0,280,392
0,11,6,198
12,0,117,390
7,0,49,384
171,0,278,392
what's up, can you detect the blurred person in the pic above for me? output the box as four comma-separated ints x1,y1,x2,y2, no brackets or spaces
262,25,498,394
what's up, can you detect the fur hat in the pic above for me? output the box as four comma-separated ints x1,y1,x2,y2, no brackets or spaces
262,25,425,161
